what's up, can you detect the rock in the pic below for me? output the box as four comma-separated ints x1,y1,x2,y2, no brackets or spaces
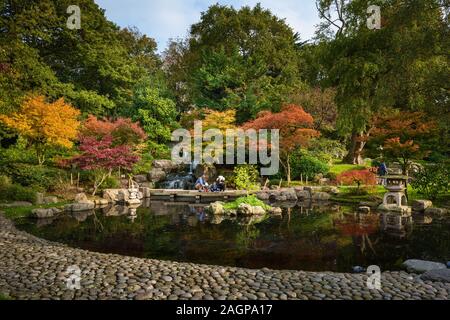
280,189,298,201
269,207,282,215
424,207,448,216
0,201,33,207
358,206,371,213
148,168,166,183
74,193,89,203
152,160,178,171
43,196,59,204
312,192,331,201
359,201,381,208
35,192,44,205
32,208,61,219
256,192,270,201
94,199,109,206
321,186,339,195
237,203,253,216
65,202,95,212
296,190,311,200
378,204,412,214
402,259,447,273
412,200,433,212
207,202,225,215
133,175,148,183
420,269,450,283
252,206,266,215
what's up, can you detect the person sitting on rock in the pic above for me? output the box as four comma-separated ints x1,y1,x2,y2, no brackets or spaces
195,174,209,192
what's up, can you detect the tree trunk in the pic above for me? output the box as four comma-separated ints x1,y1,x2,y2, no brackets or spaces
344,132,366,165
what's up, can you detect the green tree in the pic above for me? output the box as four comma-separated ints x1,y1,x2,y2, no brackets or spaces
165,4,303,123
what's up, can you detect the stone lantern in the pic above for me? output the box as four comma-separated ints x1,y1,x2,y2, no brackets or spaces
378,175,411,214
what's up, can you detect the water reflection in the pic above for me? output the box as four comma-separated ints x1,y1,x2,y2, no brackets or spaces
18,201,450,272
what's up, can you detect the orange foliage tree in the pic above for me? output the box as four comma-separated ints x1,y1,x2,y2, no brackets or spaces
0,96,80,164
370,111,436,174
337,169,377,192
242,104,319,185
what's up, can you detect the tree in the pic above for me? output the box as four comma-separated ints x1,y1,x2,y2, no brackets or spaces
314,0,449,164
337,169,377,192
130,80,179,158
242,104,319,185
165,4,303,123
70,135,140,195
80,115,146,147
370,111,436,174
0,95,80,164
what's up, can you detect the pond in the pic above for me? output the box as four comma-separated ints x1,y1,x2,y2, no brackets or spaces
15,200,450,272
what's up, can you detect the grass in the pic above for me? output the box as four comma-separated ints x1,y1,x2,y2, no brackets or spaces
0,201,69,219
329,160,369,176
223,195,272,211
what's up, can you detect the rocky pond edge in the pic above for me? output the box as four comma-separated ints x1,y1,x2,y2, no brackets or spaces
0,212,449,300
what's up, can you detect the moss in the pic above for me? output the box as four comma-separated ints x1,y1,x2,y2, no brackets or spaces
223,195,271,211
0,293,12,300
0,202,69,219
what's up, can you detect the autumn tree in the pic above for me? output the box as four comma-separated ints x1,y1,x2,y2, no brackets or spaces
0,95,80,164
370,111,436,174
70,135,140,195
80,115,146,147
337,169,377,193
242,104,319,185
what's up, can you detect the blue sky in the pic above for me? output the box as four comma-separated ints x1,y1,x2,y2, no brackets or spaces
94,0,321,52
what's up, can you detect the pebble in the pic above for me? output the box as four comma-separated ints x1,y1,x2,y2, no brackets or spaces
0,213,448,301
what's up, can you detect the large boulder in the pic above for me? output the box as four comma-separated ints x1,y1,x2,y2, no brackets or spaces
412,200,433,212
252,206,266,215
296,190,311,200
152,160,179,171
43,196,59,204
65,202,95,212
312,192,331,201
32,208,61,219
424,207,448,216
256,191,270,201
148,168,166,183
207,201,226,215
237,203,254,216
74,193,89,203
133,174,148,183
280,189,298,201
402,259,447,273
269,207,282,215
420,269,450,283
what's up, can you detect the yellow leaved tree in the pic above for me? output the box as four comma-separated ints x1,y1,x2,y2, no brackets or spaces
0,96,81,165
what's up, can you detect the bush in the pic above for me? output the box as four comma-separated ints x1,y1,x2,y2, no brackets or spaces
411,163,449,200
0,184,38,203
308,138,347,163
233,165,260,191
290,150,329,180
0,163,66,190
337,169,377,193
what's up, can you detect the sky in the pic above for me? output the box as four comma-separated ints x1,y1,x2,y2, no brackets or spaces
94,0,321,52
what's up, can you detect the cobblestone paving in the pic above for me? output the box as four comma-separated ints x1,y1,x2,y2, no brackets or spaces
0,213,448,300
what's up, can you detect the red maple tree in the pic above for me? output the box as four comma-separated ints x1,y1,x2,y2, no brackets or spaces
337,169,377,191
370,111,436,174
70,135,140,195
242,104,319,184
